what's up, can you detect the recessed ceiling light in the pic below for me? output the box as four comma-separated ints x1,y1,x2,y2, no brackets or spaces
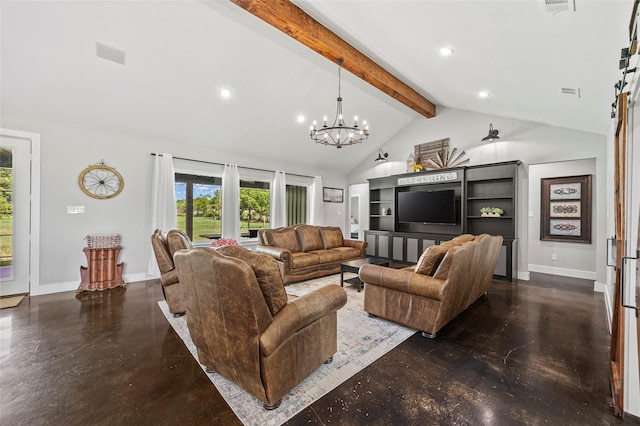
439,47,454,56
297,114,305,123
478,91,490,98
220,89,231,99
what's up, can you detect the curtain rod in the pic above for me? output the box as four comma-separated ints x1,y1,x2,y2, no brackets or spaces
150,153,314,179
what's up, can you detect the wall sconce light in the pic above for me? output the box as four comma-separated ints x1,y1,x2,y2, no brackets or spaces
481,124,500,142
374,149,389,163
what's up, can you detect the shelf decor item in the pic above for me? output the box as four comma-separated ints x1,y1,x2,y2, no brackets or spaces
480,207,504,217
406,153,415,173
540,174,592,243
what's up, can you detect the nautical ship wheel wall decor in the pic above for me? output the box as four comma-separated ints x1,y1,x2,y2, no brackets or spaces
78,160,124,199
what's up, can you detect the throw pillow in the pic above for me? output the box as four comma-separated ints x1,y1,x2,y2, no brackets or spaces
319,226,344,249
414,245,448,276
218,246,288,315
450,234,475,244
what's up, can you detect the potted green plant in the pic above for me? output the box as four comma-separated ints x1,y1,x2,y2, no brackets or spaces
480,207,504,217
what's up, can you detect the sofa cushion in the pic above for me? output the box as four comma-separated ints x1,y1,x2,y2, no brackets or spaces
291,252,321,269
330,246,362,261
319,227,344,249
311,249,342,264
296,225,324,252
265,227,301,253
415,245,449,276
218,246,288,315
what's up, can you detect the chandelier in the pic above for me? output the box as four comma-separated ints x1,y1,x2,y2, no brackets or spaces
310,58,369,148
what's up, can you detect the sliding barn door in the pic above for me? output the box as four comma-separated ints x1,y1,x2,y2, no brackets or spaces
611,93,627,417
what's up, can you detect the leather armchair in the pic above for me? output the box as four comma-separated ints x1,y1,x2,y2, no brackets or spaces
174,246,347,409
150,229,192,316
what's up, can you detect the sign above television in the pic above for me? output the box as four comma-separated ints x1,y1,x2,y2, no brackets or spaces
397,171,458,186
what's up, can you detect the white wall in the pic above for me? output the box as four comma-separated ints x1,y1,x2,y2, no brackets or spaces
527,159,597,280
347,107,608,284
3,117,349,295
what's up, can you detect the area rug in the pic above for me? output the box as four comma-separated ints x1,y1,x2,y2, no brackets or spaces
0,295,25,309
159,273,415,426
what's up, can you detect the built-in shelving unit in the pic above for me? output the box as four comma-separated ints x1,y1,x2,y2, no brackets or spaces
369,178,395,232
365,160,520,281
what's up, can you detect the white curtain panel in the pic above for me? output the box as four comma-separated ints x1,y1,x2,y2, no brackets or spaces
308,176,324,225
270,171,287,228
147,153,177,276
221,164,241,241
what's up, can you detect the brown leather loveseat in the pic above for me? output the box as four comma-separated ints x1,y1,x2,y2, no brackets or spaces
174,245,347,409
256,224,367,284
359,234,503,338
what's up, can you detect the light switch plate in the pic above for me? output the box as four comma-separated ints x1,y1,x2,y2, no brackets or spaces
67,206,85,214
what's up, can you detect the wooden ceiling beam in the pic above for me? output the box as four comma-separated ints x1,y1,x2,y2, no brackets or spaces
229,0,436,118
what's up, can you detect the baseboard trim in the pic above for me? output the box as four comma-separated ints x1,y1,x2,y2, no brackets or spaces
593,281,607,293
31,272,149,296
528,264,596,280
517,271,531,281
31,280,78,296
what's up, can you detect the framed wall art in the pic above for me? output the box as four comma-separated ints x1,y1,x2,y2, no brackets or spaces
323,187,343,203
540,174,592,243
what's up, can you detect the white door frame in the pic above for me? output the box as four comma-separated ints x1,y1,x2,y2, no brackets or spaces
0,128,40,295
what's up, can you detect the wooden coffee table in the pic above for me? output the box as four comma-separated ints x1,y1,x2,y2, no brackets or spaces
340,257,389,292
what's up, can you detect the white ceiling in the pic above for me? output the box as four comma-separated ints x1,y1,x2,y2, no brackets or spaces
1,1,631,173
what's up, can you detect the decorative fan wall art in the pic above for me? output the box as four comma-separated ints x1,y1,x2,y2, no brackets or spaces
413,138,469,171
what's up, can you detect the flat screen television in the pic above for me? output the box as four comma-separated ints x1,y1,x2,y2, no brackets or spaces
397,189,456,224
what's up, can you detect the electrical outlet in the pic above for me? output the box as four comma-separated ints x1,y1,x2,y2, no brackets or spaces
551,253,557,261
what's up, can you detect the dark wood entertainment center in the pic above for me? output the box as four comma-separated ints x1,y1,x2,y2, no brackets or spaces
365,160,520,281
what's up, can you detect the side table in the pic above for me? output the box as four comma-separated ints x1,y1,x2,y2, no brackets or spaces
77,246,126,294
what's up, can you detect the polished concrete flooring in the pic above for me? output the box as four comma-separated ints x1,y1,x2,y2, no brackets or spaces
1,273,639,425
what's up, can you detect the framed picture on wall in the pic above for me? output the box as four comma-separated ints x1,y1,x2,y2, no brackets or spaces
540,174,592,243
323,187,343,203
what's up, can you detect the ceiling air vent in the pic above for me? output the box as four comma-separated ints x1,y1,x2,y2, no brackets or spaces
543,0,575,14
561,87,580,98
96,42,126,65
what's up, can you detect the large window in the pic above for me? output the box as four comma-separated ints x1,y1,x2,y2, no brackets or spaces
175,173,308,242
175,173,222,243
239,180,270,237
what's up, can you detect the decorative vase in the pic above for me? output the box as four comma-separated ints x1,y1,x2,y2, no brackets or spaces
406,153,415,173
481,213,501,217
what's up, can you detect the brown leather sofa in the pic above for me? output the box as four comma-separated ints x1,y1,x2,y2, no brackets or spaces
359,234,503,338
256,224,367,284
174,245,347,409
150,229,192,316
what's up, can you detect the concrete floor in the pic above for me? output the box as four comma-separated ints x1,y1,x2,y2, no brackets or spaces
1,273,639,425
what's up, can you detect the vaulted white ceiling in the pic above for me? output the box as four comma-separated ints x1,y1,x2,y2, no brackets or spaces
1,1,631,173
